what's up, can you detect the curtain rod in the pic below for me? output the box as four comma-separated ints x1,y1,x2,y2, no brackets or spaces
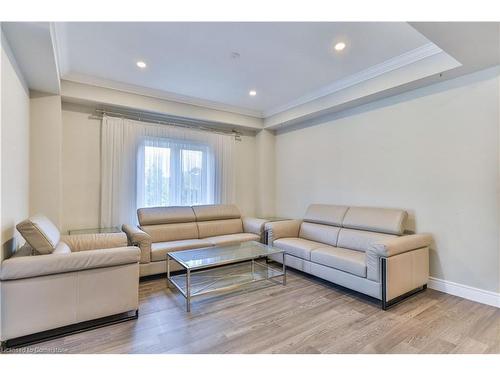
89,108,243,139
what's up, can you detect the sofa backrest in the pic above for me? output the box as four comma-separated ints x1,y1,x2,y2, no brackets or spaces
303,204,348,226
137,206,196,226
300,204,407,251
137,204,245,242
138,206,199,243
16,215,61,255
299,222,340,247
192,204,243,238
336,229,397,252
341,206,407,235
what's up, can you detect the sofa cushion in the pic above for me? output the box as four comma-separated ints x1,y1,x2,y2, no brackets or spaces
311,246,366,277
60,232,127,252
205,233,260,247
53,241,72,255
273,238,325,260
192,204,241,221
303,204,349,226
337,228,397,253
137,206,196,226
16,215,61,255
0,246,140,281
299,222,340,247
141,222,199,243
197,219,243,238
151,239,213,262
342,206,407,235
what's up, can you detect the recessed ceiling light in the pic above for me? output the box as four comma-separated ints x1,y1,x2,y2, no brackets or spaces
334,42,346,51
136,61,147,69
249,90,257,96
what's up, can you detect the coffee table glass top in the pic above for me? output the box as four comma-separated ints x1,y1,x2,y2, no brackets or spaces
168,241,283,270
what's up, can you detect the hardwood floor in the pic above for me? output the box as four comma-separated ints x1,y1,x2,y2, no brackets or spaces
19,267,500,354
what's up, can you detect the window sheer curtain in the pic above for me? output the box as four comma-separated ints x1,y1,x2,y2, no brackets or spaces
136,137,212,208
100,115,236,227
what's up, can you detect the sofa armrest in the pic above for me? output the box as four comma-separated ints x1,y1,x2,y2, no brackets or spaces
0,246,140,281
122,224,152,264
369,233,432,257
242,217,268,236
60,232,128,252
264,220,302,244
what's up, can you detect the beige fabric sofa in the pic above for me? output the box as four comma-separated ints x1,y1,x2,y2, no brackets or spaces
0,215,141,346
265,204,431,309
123,204,267,277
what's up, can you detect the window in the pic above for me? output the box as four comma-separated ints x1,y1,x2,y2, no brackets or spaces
137,138,213,208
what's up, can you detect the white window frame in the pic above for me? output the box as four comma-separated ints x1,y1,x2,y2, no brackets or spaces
137,136,213,208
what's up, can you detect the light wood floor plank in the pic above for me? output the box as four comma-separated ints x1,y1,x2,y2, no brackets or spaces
17,267,500,354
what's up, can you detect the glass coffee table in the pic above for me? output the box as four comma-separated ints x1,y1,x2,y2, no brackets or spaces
167,241,286,312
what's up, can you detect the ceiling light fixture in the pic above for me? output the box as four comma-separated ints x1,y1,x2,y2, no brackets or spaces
334,42,346,51
136,61,147,69
249,90,257,96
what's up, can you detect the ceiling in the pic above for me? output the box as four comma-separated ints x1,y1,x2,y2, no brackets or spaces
2,22,60,93
2,22,498,128
54,22,435,117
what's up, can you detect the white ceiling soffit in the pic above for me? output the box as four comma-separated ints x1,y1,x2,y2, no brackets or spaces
264,22,500,129
52,22,453,121
410,22,500,74
60,72,264,118
264,47,460,128
263,43,443,117
1,22,61,94
60,80,264,130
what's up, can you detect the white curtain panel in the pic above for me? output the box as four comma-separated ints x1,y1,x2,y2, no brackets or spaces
100,115,236,227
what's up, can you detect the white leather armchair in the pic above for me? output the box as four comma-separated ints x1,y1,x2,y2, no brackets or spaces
0,215,141,348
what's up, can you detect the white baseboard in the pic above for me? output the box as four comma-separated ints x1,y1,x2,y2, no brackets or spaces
428,277,500,308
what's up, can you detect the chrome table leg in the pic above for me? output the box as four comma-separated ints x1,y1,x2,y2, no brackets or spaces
167,253,171,288
282,252,287,285
186,269,191,312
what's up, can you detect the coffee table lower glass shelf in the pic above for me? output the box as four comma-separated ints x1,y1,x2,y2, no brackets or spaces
166,241,286,312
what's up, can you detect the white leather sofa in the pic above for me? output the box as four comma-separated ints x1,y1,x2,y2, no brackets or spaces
123,204,267,277
265,204,432,309
0,215,141,347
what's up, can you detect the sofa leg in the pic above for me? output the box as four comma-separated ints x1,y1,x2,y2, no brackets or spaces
1,310,140,349
381,257,388,310
382,285,427,310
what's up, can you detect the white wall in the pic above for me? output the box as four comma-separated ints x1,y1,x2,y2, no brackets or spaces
59,102,258,232
275,67,500,293
61,103,101,232
1,38,30,261
234,133,257,217
255,129,276,217
30,92,63,227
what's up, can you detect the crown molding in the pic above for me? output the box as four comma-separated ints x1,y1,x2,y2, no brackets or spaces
48,23,61,93
263,42,443,118
60,73,264,119
55,39,442,122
